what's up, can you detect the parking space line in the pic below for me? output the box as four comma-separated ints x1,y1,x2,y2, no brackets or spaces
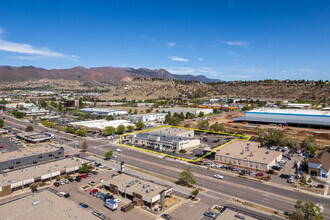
134,207,157,219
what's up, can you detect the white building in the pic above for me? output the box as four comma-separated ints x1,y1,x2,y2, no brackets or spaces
160,107,213,116
287,103,311,109
69,119,134,130
80,108,127,116
128,113,167,122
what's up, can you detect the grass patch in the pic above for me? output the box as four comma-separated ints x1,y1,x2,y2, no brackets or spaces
163,197,180,208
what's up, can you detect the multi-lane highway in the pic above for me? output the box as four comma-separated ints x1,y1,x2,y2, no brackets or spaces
2,115,330,218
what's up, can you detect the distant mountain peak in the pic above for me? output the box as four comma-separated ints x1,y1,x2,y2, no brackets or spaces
0,65,222,83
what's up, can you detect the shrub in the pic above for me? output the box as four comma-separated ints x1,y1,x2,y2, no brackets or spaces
179,149,187,153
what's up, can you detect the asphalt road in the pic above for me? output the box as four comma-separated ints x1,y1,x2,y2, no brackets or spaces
3,115,330,219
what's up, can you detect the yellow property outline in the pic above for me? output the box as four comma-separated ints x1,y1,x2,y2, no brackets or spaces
120,125,251,162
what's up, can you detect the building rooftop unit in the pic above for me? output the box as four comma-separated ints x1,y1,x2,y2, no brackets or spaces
69,119,134,130
216,140,282,165
0,145,61,163
0,190,99,220
106,173,168,198
0,157,86,188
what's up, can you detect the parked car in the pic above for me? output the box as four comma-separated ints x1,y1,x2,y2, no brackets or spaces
87,173,92,177
102,193,114,201
287,177,294,183
98,179,104,183
60,180,65,185
68,178,74,182
256,173,264,177
64,179,70,184
81,174,87,178
89,189,98,194
213,174,224,179
204,211,216,218
80,203,88,208
53,182,60,187
63,193,70,198
89,181,96,186
116,148,122,152
161,214,172,220
92,171,98,175
75,176,82,182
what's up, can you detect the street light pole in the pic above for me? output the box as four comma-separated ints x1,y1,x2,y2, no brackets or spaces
203,168,206,189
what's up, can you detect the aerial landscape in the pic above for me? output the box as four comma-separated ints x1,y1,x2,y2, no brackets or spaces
0,1,329,220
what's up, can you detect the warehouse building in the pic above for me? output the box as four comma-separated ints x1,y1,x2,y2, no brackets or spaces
0,190,99,220
160,107,213,116
80,107,127,116
215,140,282,171
234,108,330,128
17,132,52,143
104,173,172,208
69,119,134,132
0,157,87,197
0,145,64,171
149,127,195,138
126,132,200,152
128,113,167,123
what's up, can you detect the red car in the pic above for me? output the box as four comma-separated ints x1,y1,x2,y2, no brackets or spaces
53,182,60,187
81,174,87,178
256,173,264,177
89,189,98,194
0,145,4,148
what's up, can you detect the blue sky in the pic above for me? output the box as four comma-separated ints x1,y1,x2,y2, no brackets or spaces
0,0,329,81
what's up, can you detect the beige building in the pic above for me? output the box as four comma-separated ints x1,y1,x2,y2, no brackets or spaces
149,127,195,138
0,157,89,197
104,173,172,208
215,140,282,171
0,190,99,220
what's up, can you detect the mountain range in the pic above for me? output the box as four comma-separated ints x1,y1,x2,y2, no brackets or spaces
0,66,221,83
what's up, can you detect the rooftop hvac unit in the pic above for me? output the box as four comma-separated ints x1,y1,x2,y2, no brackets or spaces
142,184,149,189
250,151,253,157
146,189,154,193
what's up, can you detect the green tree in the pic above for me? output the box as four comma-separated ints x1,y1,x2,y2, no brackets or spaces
25,125,34,132
78,162,93,173
191,189,199,199
0,119,4,127
116,125,126,134
104,126,116,136
79,128,87,136
128,109,132,114
184,123,190,128
81,140,88,152
126,125,134,132
134,109,138,114
197,120,209,130
178,167,196,186
135,121,144,130
39,100,47,108
58,104,63,112
289,200,324,220
105,150,113,160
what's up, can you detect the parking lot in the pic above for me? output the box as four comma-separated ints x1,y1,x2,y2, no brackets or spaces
0,135,23,152
49,169,155,220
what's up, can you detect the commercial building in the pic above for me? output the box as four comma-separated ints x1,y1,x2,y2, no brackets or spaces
69,119,134,132
104,173,172,208
149,127,195,138
17,132,52,143
308,150,330,178
286,103,311,109
80,107,127,116
21,108,49,116
0,145,64,171
215,140,282,171
126,132,200,152
0,190,99,220
234,108,330,128
0,157,87,197
128,113,167,123
160,107,213,116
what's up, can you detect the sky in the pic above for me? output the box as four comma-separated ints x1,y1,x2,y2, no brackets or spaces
0,0,329,81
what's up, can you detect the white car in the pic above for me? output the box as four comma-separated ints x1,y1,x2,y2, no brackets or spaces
97,179,104,183
89,181,96,186
116,148,122,152
64,179,70,184
98,164,105,168
213,174,224,179
60,180,65,185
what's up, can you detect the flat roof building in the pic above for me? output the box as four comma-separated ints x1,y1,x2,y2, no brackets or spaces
0,157,88,197
128,113,167,123
17,132,52,143
80,107,127,116
160,107,213,116
0,190,99,220
69,119,134,131
215,140,282,171
104,173,172,208
126,132,200,152
234,108,330,128
149,127,194,138
21,108,49,116
0,145,64,172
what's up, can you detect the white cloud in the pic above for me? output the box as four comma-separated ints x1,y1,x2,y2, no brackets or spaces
0,27,76,60
197,58,204,61
166,67,220,75
297,68,313,72
167,42,176,48
169,56,189,62
0,39,64,58
236,68,263,73
218,40,251,47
